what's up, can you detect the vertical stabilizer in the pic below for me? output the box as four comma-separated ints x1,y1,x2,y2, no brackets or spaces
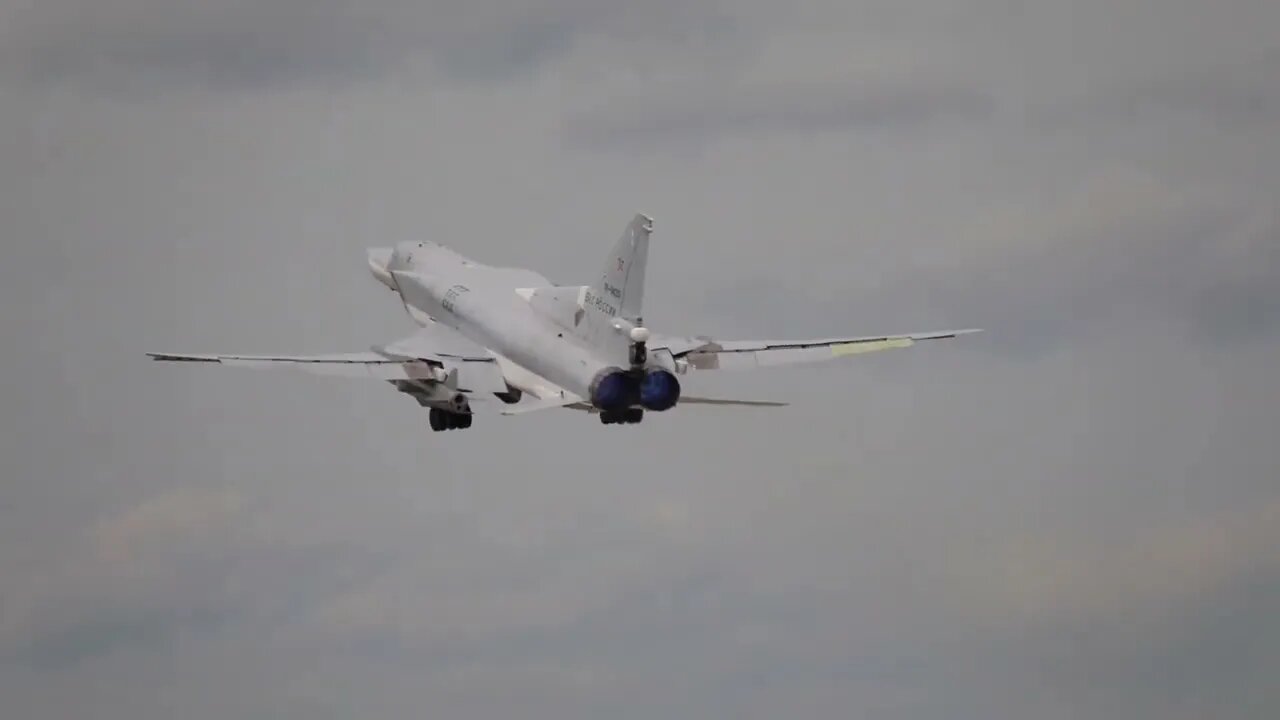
519,214,654,363
594,213,651,323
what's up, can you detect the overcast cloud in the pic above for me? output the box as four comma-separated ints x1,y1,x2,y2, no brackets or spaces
2,1,1278,719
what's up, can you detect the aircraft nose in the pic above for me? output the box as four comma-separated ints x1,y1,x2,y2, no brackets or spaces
367,247,395,289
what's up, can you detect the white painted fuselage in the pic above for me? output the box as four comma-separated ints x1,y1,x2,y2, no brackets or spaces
373,241,624,403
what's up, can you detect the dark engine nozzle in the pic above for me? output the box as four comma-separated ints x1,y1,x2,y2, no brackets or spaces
589,367,633,412
639,369,680,411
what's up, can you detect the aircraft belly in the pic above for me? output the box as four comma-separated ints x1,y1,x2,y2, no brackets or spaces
393,270,611,402
471,306,603,400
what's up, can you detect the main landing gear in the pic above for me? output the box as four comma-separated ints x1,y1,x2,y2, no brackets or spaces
600,408,644,425
429,407,472,432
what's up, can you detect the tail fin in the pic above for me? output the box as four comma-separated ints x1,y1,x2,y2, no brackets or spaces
595,213,651,323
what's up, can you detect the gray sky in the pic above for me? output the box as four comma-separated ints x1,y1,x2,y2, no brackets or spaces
2,1,1278,718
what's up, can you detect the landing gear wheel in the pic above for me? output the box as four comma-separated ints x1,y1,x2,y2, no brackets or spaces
600,408,644,425
430,408,472,432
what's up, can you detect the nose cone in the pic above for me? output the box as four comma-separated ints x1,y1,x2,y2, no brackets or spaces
367,247,395,289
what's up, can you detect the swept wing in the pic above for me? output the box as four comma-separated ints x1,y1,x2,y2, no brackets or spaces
656,329,981,371
147,321,509,395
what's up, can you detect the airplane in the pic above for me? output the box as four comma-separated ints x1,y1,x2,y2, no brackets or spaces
148,214,980,430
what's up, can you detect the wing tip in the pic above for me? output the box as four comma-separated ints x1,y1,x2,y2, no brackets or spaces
146,352,218,363
911,328,983,340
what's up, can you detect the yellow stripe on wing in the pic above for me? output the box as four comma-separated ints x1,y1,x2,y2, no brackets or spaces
830,337,915,357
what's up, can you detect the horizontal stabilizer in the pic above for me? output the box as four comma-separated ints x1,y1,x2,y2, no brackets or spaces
678,396,788,407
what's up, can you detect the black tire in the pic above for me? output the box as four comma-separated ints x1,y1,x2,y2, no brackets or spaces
429,409,445,432
458,413,472,429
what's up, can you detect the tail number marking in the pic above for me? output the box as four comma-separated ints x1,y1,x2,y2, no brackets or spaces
583,290,617,317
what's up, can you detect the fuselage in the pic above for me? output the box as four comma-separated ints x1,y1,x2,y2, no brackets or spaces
370,241,622,403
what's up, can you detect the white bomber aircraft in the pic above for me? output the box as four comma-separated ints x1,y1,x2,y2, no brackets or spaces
149,214,980,430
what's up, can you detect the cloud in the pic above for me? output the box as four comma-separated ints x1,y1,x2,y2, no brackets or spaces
91,487,243,566
15,607,233,671
3,1,1279,719
0,0,741,94
994,551,1280,720
5,0,403,93
565,80,995,149
937,196,1280,353
0,489,244,661
1039,48,1280,132
1179,210,1280,344
956,500,1280,624
708,166,1280,357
